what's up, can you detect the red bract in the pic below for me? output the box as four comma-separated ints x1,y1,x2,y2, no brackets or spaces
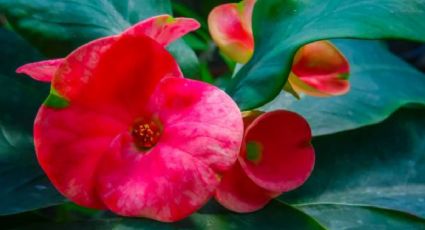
208,0,350,97
18,15,244,222
288,41,350,97
215,110,315,212
208,0,255,64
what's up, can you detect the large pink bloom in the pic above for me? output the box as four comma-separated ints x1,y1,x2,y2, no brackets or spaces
215,110,315,212
208,0,350,97
18,15,244,222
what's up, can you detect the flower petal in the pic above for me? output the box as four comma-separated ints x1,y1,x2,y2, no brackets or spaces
16,59,64,82
18,15,197,85
125,15,200,46
148,77,244,173
54,34,181,112
96,133,219,222
215,163,273,213
48,15,195,99
208,0,255,64
289,41,350,97
52,37,117,101
77,35,182,112
239,110,315,193
34,105,130,208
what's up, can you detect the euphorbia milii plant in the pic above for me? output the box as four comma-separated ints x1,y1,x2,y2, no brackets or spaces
18,11,317,222
18,15,244,222
208,0,350,97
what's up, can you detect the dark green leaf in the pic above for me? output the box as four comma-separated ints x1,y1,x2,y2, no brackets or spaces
280,107,425,218
1,201,325,230
299,204,425,230
167,39,200,77
0,0,199,77
227,0,425,110
0,28,65,215
263,39,425,136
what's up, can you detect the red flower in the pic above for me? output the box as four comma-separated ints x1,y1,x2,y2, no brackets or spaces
208,0,350,97
288,41,350,97
215,110,315,212
18,15,244,222
208,0,255,64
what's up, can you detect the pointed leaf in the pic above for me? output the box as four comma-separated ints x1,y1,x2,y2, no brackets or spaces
227,0,425,110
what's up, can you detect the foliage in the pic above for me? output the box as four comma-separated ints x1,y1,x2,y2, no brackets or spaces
0,0,424,228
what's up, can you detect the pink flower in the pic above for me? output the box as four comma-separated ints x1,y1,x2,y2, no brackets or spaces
17,15,244,222
215,110,315,212
208,0,350,97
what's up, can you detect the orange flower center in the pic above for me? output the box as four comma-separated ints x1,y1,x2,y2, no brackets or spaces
132,119,162,150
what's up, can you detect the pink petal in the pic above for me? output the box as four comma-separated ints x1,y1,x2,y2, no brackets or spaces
54,34,181,108
208,0,255,64
44,15,196,99
148,77,244,173
239,110,315,193
34,105,130,208
125,14,200,46
75,35,182,113
96,133,219,222
16,59,64,82
215,162,273,213
289,41,350,97
52,36,118,101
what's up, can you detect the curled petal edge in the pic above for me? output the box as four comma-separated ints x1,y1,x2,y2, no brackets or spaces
16,15,200,83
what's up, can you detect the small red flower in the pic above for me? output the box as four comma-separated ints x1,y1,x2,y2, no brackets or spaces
208,0,255,64
208,0,350,97
18,15,244,222
288,41,350,97
215,110,315,212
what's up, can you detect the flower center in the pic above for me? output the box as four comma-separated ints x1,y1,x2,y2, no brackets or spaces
131,118,162,150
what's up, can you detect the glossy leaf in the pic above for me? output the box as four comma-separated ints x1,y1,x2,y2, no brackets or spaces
227,0,425,110
299,204,425,230
263,39,425,136
0,201,326,230
0,28,65,215
0,0,199,77
280,107,425,218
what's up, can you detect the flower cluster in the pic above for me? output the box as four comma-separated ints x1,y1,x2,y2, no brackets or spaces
19,10,319,222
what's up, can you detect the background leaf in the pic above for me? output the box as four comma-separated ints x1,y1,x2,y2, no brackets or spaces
0,0,199,77
299,204,425,230
0,201,326,230
280,107,425,219
0,28,65,215
263,39,425,136
226,0,425,110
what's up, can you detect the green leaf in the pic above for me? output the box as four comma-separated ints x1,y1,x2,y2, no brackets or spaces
263,39,425,136
226,0,425,110
298,204,425,230
167,39,200,77
0,201,326,230
280,107,425,218
0,0,199,77
0,28,65,215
